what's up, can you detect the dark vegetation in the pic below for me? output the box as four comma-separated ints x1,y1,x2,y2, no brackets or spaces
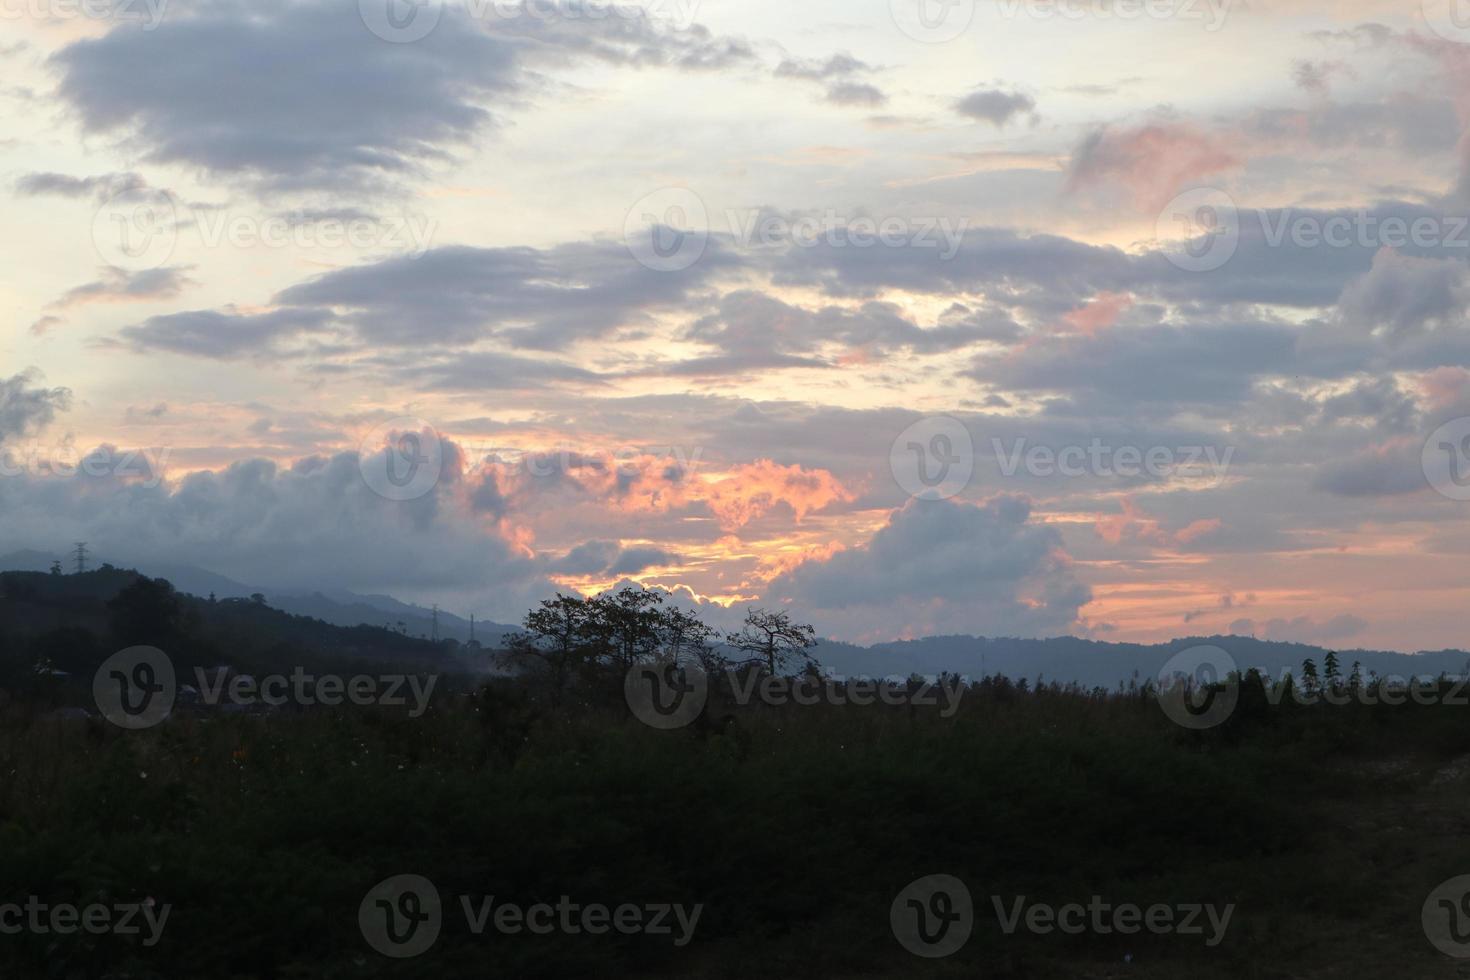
2,569,1469,978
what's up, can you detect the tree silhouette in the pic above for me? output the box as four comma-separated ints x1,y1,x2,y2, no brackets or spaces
726,608,818,675
499,593,594,705
586,587,665,672
108,576,183,648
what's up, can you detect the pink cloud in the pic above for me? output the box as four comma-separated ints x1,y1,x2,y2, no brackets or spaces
1067,123,1242,211
1060,291,1133,338
1095,497,1221,548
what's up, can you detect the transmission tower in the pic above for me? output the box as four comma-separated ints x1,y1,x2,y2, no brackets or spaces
431,604,440,642
72,542,89,575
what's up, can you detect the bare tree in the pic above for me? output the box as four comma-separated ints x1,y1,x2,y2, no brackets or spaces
660,606,723,672
726,608,818,675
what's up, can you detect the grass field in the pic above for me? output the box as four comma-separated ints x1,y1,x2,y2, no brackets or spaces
5,673,1470,978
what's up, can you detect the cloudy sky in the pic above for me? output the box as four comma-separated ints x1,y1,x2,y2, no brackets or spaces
2,0,1469,650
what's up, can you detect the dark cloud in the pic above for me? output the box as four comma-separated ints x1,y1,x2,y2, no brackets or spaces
0,443,550,615
1311,440,1426,497
769,496,1092,638
550,539,674,575
48,266,194,310
826,82,886,107
967,318,1300,415
51,0,754,194
119,308,336,359
774,52,873,81
0,371,72,443
273,240,735,349
774,50,887,106
661,290,1008,377
14,170,146,200
955,87,1037,127
51,0,520,192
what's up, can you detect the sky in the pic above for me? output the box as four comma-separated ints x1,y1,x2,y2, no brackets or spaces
2,0,1469,651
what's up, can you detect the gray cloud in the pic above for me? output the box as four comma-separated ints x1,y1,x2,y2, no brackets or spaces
955,87,1037,127
0,371,72,443
119,308,337,359
769,496,1091,638
50,0,757,194
14,170,146,200
551,539,675,575
273,240,735,349
826,81,886,107
774,50,887,107
0,441,551,618
48,266,194,311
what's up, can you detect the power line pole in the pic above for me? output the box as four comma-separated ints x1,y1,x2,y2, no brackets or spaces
72,542,89,575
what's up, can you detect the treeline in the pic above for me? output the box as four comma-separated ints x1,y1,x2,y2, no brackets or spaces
498,588,818,704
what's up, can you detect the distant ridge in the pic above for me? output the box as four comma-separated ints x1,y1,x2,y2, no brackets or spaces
4,552,1463,688
813,633,1470,689
0,551,517,647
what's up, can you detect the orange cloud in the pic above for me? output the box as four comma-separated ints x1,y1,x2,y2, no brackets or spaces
1420,366,1470,412
701,460,854,532
1095,497,1221,549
